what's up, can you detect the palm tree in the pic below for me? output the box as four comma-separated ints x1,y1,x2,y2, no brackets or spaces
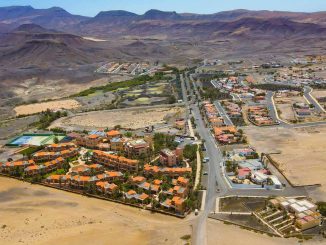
84,151,91,163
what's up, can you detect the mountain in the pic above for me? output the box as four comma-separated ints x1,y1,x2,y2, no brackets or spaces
1,6,326,38
0,6,326,68
0,6,89,32
142,9,182,20
0,24,102,67
13,23,57,33
106,16,326,40
77,10,138,35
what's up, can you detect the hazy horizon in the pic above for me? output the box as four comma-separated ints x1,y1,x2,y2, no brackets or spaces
0,0,325,17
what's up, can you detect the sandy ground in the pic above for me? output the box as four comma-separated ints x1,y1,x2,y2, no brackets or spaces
276,103,296,122
312,89,326,99
312,90,326,110
50,106,185,130
83,37,108,42
207,219,325,245
0,177,191,245
14,99,81,116
1,177,324,245
275,96,325,123
244,125,326,200
9,76,129,110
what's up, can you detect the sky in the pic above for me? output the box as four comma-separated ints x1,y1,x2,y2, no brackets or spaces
0,0,325,16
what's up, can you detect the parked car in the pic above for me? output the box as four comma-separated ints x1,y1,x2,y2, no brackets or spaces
203,157,209,163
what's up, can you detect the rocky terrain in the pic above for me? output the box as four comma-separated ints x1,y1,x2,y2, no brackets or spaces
0,6,326,120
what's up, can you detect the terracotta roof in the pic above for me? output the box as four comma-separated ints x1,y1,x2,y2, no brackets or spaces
96,181,108,188
137,193,149,201
88,134,100,139
127,190,136,195
153,179,162,185
172,196,185,205
132,176,146,183
107,130,121,136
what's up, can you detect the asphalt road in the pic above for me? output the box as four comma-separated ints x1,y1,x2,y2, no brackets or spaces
191,104,227,245
304,86,326,113
184,73,312,245
265,90,326,129
180,74,190,119
213,101,234,126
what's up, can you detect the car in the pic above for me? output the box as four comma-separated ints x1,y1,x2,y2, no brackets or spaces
203,172,208,175
203,157,209,163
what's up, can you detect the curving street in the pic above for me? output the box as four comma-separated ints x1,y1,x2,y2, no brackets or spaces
183,73,311,245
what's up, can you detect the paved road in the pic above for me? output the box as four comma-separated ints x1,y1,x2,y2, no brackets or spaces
180,74,190,119
214,101,234,126
184,73,310,245
191,104,228,245
304,86,326,113
265,91,326,129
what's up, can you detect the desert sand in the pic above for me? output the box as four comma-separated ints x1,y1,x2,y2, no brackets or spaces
83,37,108,42
244,125,326,200
50,106,185,130
0,177,191,245
2,177,319,245
207,219,324,245
312,89,326,99
14,99,81,116
276,103,296,122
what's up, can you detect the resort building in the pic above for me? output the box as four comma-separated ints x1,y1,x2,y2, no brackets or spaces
93,150,139,172
110,137,128,152
159,149,177,166
46,143,77,152
33,148,78,162
143,164,191,177
24,157,65,176
96,181,118,194
0,159,35,173
125,139,150,157
106,130,122,140
76,134,102,149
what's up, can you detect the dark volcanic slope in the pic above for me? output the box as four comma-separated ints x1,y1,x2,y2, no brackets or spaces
0,24,103,67
0,6,325,68
0,39,95,67
0,6,89,32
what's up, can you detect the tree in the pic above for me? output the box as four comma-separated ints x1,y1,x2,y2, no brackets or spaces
84,151,91,163
86,182,97,194
153,133,177,153
53,136,59,144
124,132,133,137
183,144,198,161
317,202,326,216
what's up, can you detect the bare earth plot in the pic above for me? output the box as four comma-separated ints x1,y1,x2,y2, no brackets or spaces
275,96,306,122
312,89,326,110
207,219,325,245
275,102,296,122
275,95,326,123
50,106,185,130
244,125,326,200
14,99,81,116
312,89,326,99
0,177,191,245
